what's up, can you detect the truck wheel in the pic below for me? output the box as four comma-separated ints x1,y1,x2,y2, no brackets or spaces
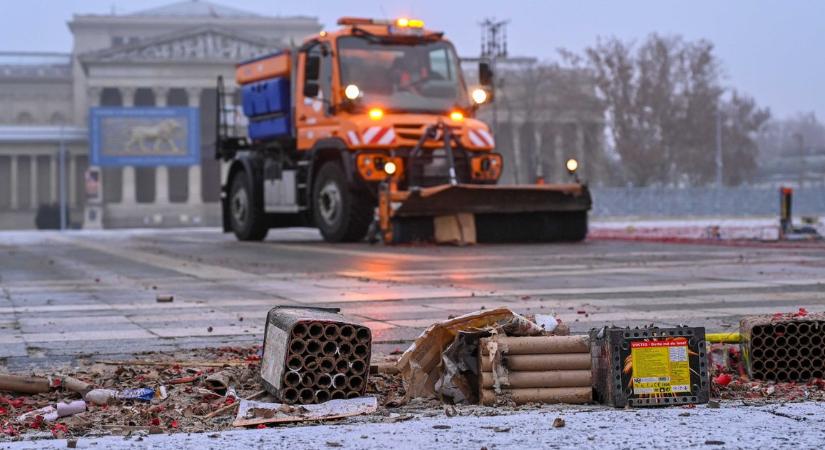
313,161,372,242
228,169,268,241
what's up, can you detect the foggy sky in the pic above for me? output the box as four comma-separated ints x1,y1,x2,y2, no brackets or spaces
2,0,823,120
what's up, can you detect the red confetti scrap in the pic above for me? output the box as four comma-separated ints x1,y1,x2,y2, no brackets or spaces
796,308,808,317
246,355,261,362
224,397,236,405
150,417,161,426
51,423,68,437
170,420,179,429
714,374,733,386
0,407,7,415
257,424,267,429
8,399,23,409
30,415,45,429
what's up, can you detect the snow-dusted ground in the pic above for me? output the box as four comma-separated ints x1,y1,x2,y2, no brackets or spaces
7,401,825,449
590,216,825,241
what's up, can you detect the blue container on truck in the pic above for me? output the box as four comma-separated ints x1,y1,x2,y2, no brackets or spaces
248,115,292,141
242,77,290,117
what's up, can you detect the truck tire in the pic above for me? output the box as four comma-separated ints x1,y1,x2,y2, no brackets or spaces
228,169,268,241
313,161,372,242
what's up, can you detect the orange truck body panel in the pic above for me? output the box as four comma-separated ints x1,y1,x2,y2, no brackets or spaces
236,51,291,85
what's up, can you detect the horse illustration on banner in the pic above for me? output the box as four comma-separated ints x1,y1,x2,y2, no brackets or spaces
125,119,183,152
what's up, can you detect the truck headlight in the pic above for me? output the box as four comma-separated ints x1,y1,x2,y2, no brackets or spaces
566,158,579,174
345,84,361,100
384,161,397,175
471,88,488,105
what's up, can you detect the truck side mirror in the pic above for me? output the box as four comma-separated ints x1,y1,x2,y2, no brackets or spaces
303,82,320,98
479,61,494,87
305,55,321,81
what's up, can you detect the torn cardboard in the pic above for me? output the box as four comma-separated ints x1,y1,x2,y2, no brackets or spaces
232,397,377,427
396,307,544,400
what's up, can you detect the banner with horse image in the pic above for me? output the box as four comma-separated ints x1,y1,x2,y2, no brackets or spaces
89,107,200,166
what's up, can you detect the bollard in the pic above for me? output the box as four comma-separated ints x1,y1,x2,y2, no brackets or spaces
779,186,793,239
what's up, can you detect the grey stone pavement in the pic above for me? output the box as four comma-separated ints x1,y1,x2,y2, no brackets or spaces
5,402,825,449
1,227,825,448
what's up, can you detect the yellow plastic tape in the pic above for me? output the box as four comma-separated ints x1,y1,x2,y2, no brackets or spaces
706,332,741,343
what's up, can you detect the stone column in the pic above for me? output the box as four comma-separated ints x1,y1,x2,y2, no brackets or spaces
9,155,18,210
512,129,522,184
68,155,77,207
186,87,202,205
30,155,38,209
154,87,170,205
534,128,544,182
88,87,102,108
554,129,564,182
120,87,137,205
50,155,57,203
576,124,585,178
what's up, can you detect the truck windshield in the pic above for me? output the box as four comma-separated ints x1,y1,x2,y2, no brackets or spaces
337,36,469,113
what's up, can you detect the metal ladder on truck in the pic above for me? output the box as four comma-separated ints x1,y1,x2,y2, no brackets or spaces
215,75,249,161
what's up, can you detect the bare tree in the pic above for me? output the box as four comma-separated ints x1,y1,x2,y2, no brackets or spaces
565,34,769,186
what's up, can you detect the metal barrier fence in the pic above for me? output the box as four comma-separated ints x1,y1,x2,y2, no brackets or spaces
590,187,825,218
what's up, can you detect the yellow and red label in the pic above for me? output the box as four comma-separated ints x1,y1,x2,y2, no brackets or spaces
631,338,691,395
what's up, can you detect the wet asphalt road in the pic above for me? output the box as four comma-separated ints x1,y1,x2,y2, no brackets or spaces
1,227,824,369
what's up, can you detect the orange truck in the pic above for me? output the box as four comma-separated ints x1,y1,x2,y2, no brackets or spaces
216,17,591,243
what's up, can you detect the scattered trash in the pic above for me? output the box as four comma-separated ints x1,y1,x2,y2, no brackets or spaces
16,400,86,422
204,369,236,395
397,308,547,400
591,326,710,407
156,294,174,303
0,374,51,395
232,397,377,427
480,335,592,406
552,417,565,428
59,376,92,396
66,438,78,448
84,387,155,405
713,374,732,387
260,306,372,404
534,314,559,333
741,311,825,382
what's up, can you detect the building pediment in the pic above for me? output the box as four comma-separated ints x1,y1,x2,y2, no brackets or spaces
79,26,283,64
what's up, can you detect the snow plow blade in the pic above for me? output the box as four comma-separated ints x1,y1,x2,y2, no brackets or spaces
386,183,592,244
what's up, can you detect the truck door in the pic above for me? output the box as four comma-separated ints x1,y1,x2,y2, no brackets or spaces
296,42,338,150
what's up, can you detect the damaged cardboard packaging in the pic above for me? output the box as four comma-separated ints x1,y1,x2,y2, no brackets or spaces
396,307,588,405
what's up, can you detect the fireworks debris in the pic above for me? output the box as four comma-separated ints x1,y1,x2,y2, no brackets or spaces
232,397,377,427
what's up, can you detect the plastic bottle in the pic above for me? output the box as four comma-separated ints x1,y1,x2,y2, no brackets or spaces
85,388,117,405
